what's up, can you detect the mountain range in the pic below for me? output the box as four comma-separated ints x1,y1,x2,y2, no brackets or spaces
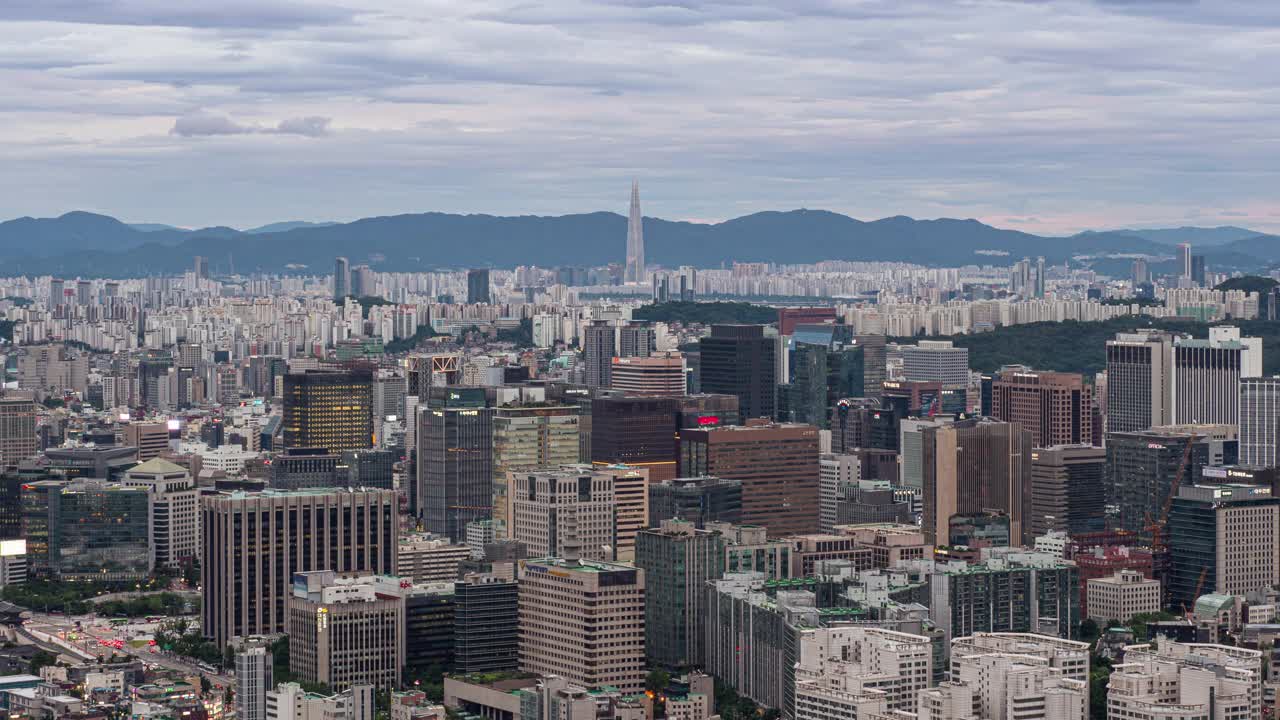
0,209,1276,278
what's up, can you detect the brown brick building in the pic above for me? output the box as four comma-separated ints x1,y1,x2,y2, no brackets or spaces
992,369,1092,447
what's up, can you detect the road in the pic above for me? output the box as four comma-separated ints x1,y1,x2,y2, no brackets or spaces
22,611,234,688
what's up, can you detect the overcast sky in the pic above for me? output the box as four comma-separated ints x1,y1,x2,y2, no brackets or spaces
1,0,1278,234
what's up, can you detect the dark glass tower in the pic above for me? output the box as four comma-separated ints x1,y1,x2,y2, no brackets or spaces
699,325,777,421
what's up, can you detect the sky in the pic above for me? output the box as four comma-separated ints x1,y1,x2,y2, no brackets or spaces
1,0,1278,235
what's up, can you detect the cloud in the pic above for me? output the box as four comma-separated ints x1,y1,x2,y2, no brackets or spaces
1,0,1279,236
170,112,331,137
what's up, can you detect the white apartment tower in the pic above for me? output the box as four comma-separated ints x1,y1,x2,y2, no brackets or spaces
1171,326,1261,425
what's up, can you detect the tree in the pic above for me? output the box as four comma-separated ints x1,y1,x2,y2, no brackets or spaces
28,650,58,674
646,669,672,693
1089,655,1112,720
200,676,211,694
1079,618,1100,642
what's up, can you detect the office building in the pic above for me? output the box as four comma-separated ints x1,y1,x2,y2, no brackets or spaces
676,393,741,430
124,422,170,462
991,370,1092,447
1086,570,1162,624
635,519,726,669
778,308,837,336
466,269,490,304
1107,641,1262,720
648,476,743,528
699,325,778,421
1028,445,1107,538
921,418,1033,546
270,447,341,490
417,398,494,542
21,479,152,581
283,369,374,454
1240,377,1280,467
287,571,404,692
235,637,274,720
610,353,686,396
1171,327,1262,425
340,449,395,490
404,582,456,676
793,625,934,719
267,683,374,720
619,322,655,358
453,574,519,673
491,404,579,537
1167,484,1280,610
509,467,617,561
333,257,350,300
708,522,795,578
397,535,469,584
679,421,821,536
1105,429,1210,536
201,488,398,647
518,557,646,693
928,549,1079,641
42,445,138,481
902,340,969,385
836,484,912,527
122,458,199,569
818,453,857,532
591,396,679,482
0,393,38,469
1105,331,1175,433
1178,242,1193,279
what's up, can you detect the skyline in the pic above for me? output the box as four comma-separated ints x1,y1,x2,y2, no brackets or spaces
1,1,1279,234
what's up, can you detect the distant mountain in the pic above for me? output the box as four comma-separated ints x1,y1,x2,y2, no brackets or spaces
1115,226,1263,247
246,220,337,234
129,223,186,233
0,209,1272,277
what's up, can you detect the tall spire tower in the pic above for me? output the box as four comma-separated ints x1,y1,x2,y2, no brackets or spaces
625,180,645,284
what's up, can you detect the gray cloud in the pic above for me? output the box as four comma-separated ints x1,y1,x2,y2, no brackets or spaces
0,0,1278,235
171,112,331,137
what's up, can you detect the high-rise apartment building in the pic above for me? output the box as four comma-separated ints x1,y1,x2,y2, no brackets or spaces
1105,429,1210,536
287,571,405,692
491,404,580,538
122,458,199,570
635,519,725,669
946,649,1087,720
590,396,679,482
0,392,37,469
991,370,1092,447
1105,331,1175,433
417,396,494,542
582,321,616,388
1171,326,1262,425
928,548,1080,642
1028,445,1106,538
902,340,969,385
1108,641,1262,720
235,637,274,720
466,269,490,305
333,256,350,300
699,325,778,421
792,625,934,720
282,369,374,454
509,468,617,561
1178,242,1192,279
921,418,1033,546
610,353,686,396
201,488,398,647
1167,484,1280,610
618,322,655,358
679,421,821,536
518,557,646,693
1240,376,1280,468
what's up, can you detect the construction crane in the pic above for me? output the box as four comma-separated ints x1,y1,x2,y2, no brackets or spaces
1145,433,1198,553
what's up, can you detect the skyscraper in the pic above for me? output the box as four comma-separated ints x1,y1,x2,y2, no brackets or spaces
1167,484,1280,610
193,256,208,280
0,392,38,469
1028,445,1107,538
1240,377,1280,467
235,638,273,720
1105,331,1175,433
282,369,374,454
334,256,350,300
467,269,491,304
590,396,679,482
699,325,778,421
582,321,617,388
920,418,1033,546
417,394,494,542
991,370,1092,447
1171,326,1261,426
201,487,398,647
1178,242,1192,279
635,518,725,669
624,181,645,284
1105,429,1210,536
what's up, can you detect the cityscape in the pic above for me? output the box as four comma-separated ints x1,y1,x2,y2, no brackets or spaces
2,3,1280,720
